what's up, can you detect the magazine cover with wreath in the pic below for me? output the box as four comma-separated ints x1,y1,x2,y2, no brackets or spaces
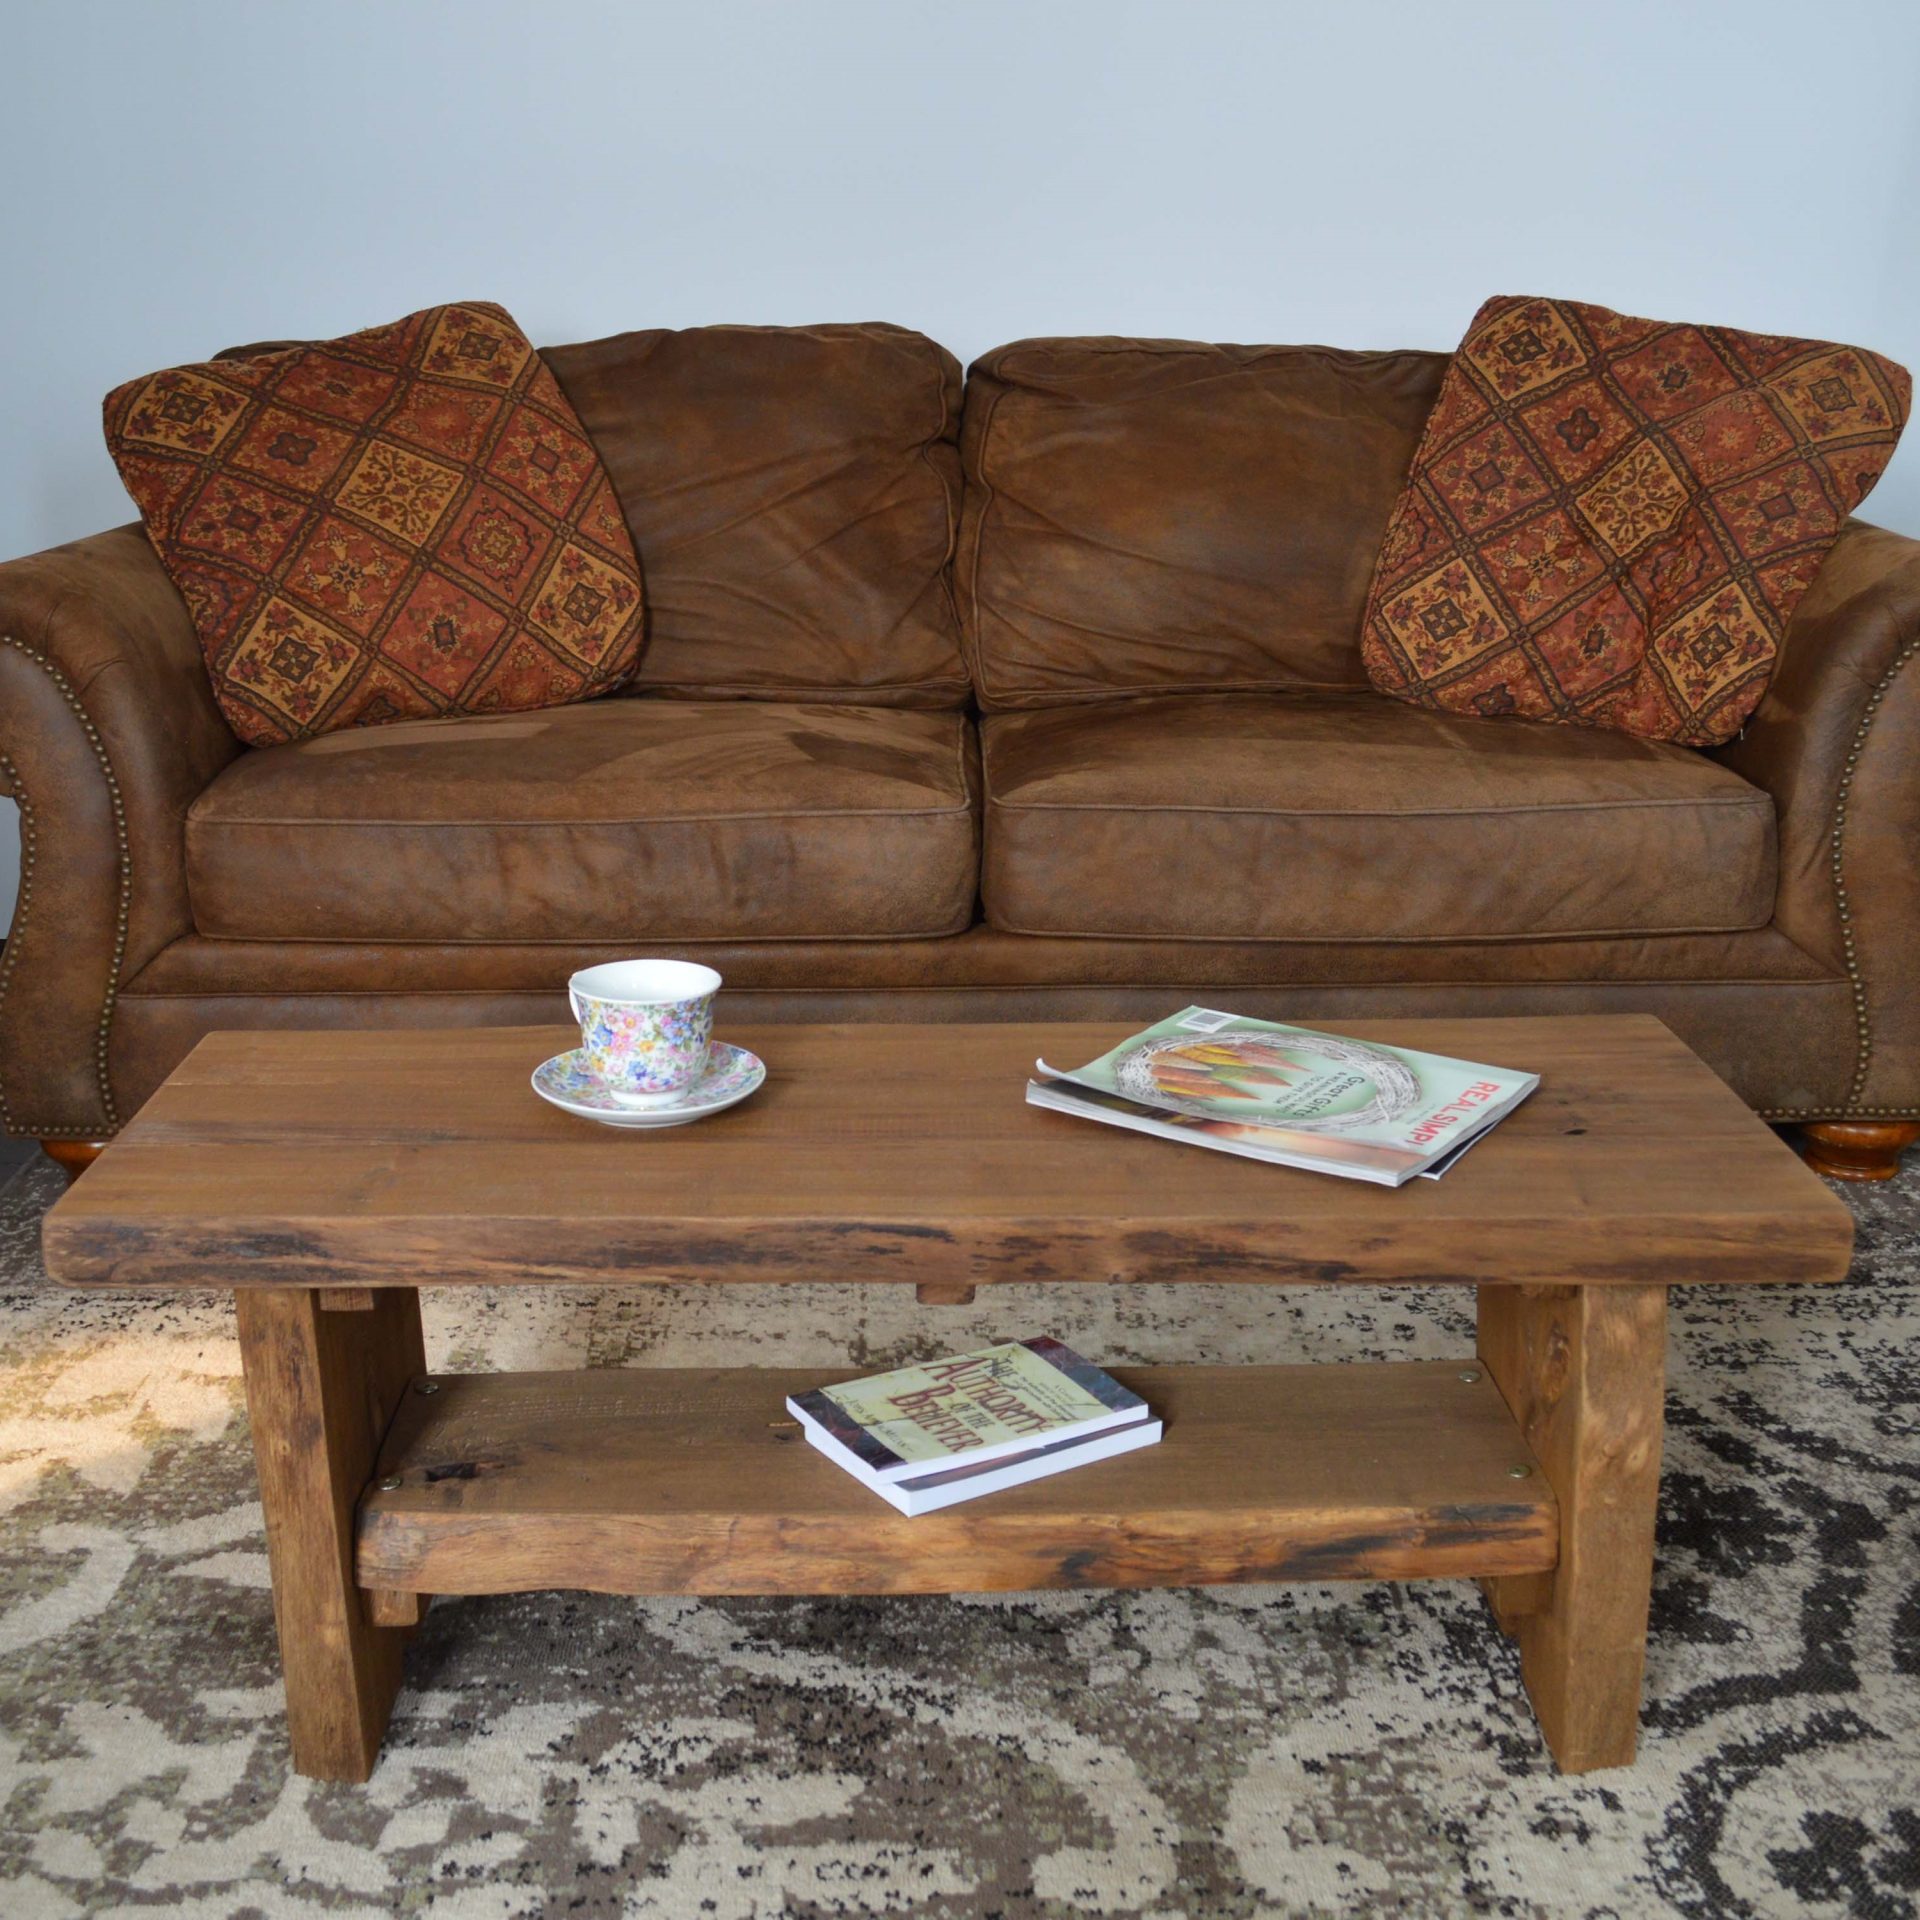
1030,1007,1538,1185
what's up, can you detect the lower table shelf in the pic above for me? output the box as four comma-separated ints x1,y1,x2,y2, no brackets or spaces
354,1361,1557,1598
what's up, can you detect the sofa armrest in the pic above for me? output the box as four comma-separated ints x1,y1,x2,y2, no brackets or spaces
1714,518,1920,1118
0,524,240,1137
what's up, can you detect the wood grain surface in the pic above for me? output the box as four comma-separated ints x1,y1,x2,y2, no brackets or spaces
44,1016,1852,1292
353,1361,1557,1597
1477,1282,1668,1773
236,1286,426,1783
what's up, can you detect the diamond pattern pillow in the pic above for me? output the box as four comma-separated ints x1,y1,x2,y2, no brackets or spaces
1360,296,1909,745
104,301,646,746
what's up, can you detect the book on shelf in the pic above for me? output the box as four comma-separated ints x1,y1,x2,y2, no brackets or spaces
1027,1006,1538,1187
787,1337,1162,1516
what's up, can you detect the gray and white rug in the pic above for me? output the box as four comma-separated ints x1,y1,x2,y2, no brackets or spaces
0,1150,1915,1918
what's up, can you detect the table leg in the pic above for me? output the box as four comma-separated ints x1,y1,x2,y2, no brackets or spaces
1475,1282,1666,1773
234,1286,425,1782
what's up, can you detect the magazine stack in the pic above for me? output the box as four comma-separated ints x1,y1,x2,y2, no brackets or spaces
787,1338,1161,1515
1027,1007,1537,1186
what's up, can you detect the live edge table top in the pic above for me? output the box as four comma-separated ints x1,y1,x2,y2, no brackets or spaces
43,1014,1852,1294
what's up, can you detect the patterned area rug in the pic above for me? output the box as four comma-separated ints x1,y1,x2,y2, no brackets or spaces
1,1152,1916,1918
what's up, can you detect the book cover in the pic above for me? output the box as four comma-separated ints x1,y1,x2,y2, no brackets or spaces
787,1337,1148,1480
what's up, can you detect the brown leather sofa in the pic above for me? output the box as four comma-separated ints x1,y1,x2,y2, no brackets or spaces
4,323,1918,1178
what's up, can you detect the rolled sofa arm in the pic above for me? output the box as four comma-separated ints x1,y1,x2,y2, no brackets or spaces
0,524,240,1139
1714,518,1920,1120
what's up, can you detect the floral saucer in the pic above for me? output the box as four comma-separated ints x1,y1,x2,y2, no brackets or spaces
532,1041,765,1130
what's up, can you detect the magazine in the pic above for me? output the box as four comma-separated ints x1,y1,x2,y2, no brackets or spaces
1028,1007,1538,1187
787,1337,1151,1482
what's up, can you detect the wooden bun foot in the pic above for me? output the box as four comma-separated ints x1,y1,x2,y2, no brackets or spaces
40,1139,107,1185
1799,1121,1920,1182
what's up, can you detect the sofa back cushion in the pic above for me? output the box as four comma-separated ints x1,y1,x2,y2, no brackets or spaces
543,323,968,706
958,337,1446,708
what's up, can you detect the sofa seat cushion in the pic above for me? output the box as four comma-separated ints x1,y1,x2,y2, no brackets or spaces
187,700,980,943
981,692,1775,942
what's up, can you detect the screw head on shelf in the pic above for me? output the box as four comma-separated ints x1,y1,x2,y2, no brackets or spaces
1458,1370,1481,1384
415,1380,440,1395
1507,1464,1533,1480
376,1475,402,1492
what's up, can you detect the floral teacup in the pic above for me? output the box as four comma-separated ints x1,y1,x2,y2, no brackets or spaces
567,959,720,1108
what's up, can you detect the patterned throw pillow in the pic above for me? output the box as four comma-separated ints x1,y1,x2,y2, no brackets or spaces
103,301,646,746
1360,296,1909,745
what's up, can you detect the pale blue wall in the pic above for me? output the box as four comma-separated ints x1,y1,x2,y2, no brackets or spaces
3,0,1919,929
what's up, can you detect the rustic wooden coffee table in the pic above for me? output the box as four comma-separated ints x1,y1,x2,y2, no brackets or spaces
42,1015,1851,1783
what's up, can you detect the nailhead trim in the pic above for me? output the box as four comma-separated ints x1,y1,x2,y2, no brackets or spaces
1825,634,1920,1114
0,748,27,1138
1758,634,1920,1126
0,634,127,1135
